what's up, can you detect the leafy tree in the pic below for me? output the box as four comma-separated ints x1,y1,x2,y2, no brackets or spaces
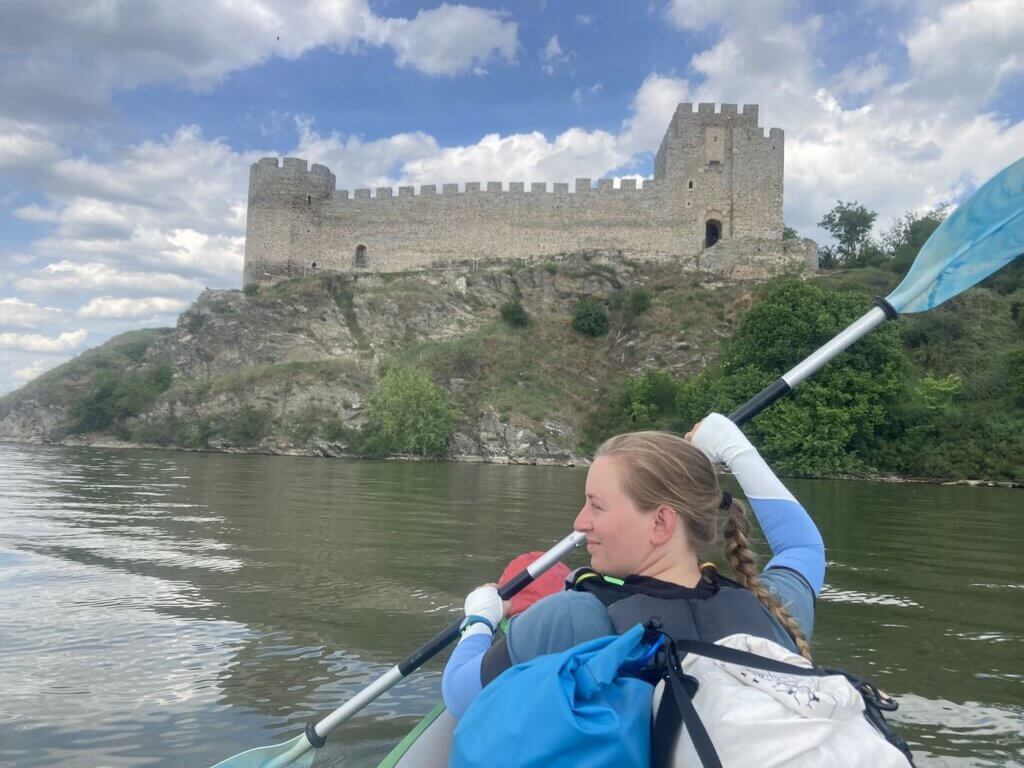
782,225,799,240
881,206,947,273
817,201,878,267
365,364,456,457
915,373,963,413
572,298,609,337
243,282,260,297
500,300,530,328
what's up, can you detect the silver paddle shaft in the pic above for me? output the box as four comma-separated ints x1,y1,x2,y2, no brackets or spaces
782,305,888,388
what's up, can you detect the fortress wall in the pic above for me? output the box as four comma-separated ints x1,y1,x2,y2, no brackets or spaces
243,103,791,284
247,180,688,280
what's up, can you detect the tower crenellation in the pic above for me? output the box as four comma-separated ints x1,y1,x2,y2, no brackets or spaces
243,103,808,284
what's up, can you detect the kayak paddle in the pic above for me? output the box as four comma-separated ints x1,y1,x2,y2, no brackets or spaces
209,530,586,768
729,155,1024,426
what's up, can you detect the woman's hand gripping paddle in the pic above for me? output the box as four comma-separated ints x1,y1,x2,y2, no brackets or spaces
729,156,1024,427
209,531,586,768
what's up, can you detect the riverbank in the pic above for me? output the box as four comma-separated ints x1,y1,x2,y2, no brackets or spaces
4,435,1020,489
2,256,1021,484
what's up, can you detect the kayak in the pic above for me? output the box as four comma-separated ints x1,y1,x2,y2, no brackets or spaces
377,703,453,768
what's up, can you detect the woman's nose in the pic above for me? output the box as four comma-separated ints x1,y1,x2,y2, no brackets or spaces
573,505,591,532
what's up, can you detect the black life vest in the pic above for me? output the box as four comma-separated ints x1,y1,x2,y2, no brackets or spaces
568,566,794,649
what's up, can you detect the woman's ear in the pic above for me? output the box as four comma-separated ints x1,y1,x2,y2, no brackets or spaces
650,504,678,546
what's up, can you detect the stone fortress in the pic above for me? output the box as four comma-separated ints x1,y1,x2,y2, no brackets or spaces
243,103,816,284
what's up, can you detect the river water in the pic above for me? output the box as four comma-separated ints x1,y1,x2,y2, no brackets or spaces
0,443,1020,767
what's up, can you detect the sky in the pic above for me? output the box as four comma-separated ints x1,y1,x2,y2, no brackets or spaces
1,0,1022,395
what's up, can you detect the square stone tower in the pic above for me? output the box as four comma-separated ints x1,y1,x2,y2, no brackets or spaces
654,103,783,250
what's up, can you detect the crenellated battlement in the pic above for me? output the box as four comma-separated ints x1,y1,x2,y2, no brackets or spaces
250,156,335,201
323,177,656,201
243,102,787,284
249,162,658,202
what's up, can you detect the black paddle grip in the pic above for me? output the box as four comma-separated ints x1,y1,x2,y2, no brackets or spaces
728,377,791,427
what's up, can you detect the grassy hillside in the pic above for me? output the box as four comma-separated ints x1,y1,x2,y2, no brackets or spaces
2,256,1020,481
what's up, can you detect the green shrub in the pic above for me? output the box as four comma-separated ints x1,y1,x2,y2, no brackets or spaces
242,282,260,297
224,406,270,445
364,364,456,457
571,298,609,337
610,287,651,318
500,300,530,328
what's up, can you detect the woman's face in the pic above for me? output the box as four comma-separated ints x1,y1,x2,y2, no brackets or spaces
573,455,655,577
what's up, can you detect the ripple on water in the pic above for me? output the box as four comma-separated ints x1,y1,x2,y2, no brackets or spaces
818,584,923,608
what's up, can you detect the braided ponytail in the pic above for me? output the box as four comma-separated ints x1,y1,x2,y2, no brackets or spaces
723,498,813,660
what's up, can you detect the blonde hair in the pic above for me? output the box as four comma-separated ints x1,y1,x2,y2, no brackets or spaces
595,430,812,660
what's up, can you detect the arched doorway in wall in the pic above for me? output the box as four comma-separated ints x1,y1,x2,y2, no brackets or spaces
354,244,368,268
704,219,722,248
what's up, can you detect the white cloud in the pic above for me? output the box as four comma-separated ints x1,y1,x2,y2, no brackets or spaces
77,296,188,319
400,129,627,186
0,298,63,328
834,63,889,97
903,0,1024,114
541,34,572,75
292,119,440,189
0,118,63,170
665,0,743,31
384,4,518,77
0,1,520,121
0,329,86,353
8,126,251,279
16,261,203,296
572,83,603,105
576,14,594,26
618,74,691,154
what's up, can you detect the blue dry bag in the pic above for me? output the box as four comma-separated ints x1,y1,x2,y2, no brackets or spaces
450,624,656,768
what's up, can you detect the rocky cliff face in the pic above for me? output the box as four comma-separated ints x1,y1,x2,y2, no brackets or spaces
0,253,797,464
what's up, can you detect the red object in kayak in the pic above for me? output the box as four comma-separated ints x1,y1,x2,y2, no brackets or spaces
499,552,572,617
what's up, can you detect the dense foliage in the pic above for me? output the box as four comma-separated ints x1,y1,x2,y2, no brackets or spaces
571,298,609,337
67,363,173,435
364,363,456,457
586,269,1024,482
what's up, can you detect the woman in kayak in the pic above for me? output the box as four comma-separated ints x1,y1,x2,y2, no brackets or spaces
442,413,825,718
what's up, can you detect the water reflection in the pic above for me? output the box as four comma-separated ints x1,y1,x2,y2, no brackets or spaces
0,444,1021,767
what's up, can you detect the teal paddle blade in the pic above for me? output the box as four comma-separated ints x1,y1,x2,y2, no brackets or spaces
210,734,315,768
886,156,1024,313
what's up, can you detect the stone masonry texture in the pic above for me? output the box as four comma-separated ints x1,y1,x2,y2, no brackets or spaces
243,103,812,284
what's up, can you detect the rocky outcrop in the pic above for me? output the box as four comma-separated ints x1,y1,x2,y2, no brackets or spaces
453,408,585,465
0,252,813,463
